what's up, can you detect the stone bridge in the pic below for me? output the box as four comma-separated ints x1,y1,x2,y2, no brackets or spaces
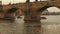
1,0,60,21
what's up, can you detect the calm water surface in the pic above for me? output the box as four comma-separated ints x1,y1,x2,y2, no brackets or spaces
0,15,60,34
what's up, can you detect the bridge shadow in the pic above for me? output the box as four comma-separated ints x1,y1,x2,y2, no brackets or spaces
0,19,15,23
24,21,42,34
0,18,42,34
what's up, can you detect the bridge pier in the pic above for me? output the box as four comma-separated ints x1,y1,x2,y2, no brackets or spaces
24,11,42,22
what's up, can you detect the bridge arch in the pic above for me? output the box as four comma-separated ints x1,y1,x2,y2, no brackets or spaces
37,5,60,13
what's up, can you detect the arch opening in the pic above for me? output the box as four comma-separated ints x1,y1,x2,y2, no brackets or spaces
37,5,60,12
42,6,60,15
7,7,18,14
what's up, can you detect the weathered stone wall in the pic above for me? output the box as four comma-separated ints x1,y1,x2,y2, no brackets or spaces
1,0,60,20
2,1,60,15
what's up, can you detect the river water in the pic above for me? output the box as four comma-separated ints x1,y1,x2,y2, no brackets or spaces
41,15,60,24
0,15,60,34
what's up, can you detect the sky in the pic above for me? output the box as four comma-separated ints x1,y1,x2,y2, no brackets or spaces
0,0,60,12
0,0,47,4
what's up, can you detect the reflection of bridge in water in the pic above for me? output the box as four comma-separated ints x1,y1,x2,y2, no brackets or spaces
0,18,60,34
0,19,41,34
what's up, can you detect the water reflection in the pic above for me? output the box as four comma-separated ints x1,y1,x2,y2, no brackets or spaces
0,19,41,34
24,21,41,34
